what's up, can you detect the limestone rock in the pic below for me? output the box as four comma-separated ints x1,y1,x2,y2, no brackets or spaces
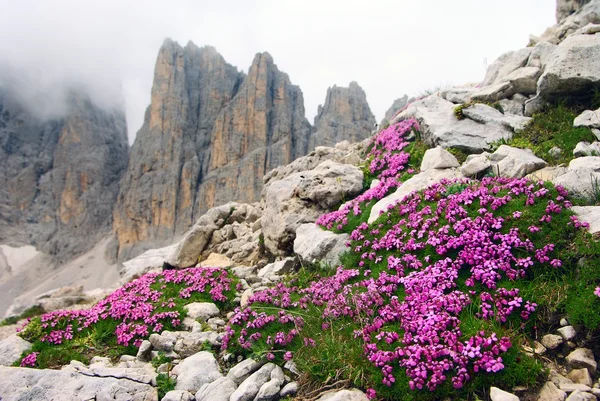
497,94,528,116
257,258,296,280
294,223,349,267
309,82,375,149
255,365,285,401
566,348,597,374
230,363,276,401
574,108,600,129
226,358,265,385
557,325,577,341
70,359,157,385
280,382,298,397
420,147,460,171
490,387,520,401
195,377,237,401
537,381,567,401
568,369,593,387
394,96,513,152
316,389,369,401
261,160,363,255
481,48,532,87
0,88,128,263
571,206,600,234
161,390,194,401
383,95,411,122
441,87,478,104
461,153,492,177
0,366,157,401
528,166,569,182
0,334,32,366
489,145,547,178
538,34,600,99
136,340,153,362
369,168,463,224
570,156,600,171
565,390,596,401
573,141,600,157
173,351,222,393
184,302,220,321
120,244,176,284
557,0,593,22
198,253,233,268
527,41,558,70
461,104,532,132
553,168,600,199
559,383,592,392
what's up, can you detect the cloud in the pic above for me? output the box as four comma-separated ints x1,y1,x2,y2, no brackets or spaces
0,0,555,143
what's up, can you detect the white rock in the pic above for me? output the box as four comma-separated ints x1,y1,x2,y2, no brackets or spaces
538,34,600,98
441,86,477,103
482,48,532,87
574,108,600,129
195,377,237,401
573,142,600,157
121,244,176,284
255,366,285,401
572,23,600,36
0,334,32,366
571,206,600,234
566,348,597,374
559,382,592,392
461,153,491,177
294,223,349,267
0,366,157,400
471,82,514,103
136,340,153,362
552,168,600,199
394,96,513,153
240,288,254,308
462,103,532,131
561,318,569,326
568,369,593,387
490,387,520,401
257,258,296,279
527,41,557,70
489,145,548,178
316,389,369,401
565,390,596,401
184,302,220,321
227,358,265,385
569,156,600,171
199,253,233,268
161,390,194,401
420,147,460,171
280,382,298,397
537,381,567,401
230,363,276,401
557,326,577,341
368,168,464,224
173,351,222,393
504,67,543,95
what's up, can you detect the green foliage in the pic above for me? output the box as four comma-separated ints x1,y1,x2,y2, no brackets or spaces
404,140,430,172
156,373,176,399
0,305,45,327
490,103,597,165
151,352,173,369
447,147,470,164
454,100,504,120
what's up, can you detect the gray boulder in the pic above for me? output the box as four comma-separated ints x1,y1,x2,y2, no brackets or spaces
261,160,363,255
420,147,460,171
552,168,600,199
489,145,548,178
173,351,222,393
461,153,492,177
574,141,600,157
497,94,529,116
257,258,296,281
195,377,237,401
226,358,265,385
394,96,513,152
230,363,276,401
574,108,600,130
161,390,194,401
440,87,478,104
462,104,532,132
490,387,520,401
0,334,32,366
527,41,558,70
566,348,597,374
294,223,349,267
184,302,220,321
537,381,567,401
316,389,369,401
0,366,157,401
255,365,285,401
120,244,176,284
481,48,532,87
538,34,600,99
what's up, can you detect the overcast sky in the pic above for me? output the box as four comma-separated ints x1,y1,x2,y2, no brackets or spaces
0,0,555,143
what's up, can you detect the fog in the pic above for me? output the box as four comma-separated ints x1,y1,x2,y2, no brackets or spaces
0,0,556,143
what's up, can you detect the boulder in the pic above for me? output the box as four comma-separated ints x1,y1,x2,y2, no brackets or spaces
136,340,153,362
68,359,157,385
420,147,460,171
257,258,296,280
184,303,220,321
461,153,492,177
541,334,564,350
261,160,363,255
0,334,32,366
571,206,600,234
552,168,600,199
280,382,298,397
567,369,593,387
368,168,463,224
497,94,528,116
504,67,543,95
565,390,596,401
489,145,548,178
461,104,532,132
441,86,478,103
570,156,600,171
394,96,513,152
195,377,237,401
557,325,577,341
226,358,265,385
199,253,233,268
528,166,570,181
0,366,157,401
254,365,285,401
173,351,222,393
230,363,276,401
537,381,567,401
316,389,369,401
120,244,176,284
574,108,600,130
161,390,194,401
566,348,597,374
294,223,349,267
573,142,600,157
538,34,600,99
471,82,514,103
527,41,558,70
481,48,532,87
490,387,520,401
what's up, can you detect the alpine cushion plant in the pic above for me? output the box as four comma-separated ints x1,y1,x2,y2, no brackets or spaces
17,267,236,368
316,119,419,234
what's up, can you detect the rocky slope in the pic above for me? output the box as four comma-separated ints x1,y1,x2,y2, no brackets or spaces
112,40,374,261
0,88,128,261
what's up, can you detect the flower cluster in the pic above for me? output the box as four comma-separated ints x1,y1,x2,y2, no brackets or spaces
24,267,233,347
317,119,419,231
226,176,583,392
20,352,38,367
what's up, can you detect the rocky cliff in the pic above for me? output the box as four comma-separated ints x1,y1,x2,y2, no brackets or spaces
308,82,375,149
0,89,129,261
113,41,373,261
557,0,592,21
